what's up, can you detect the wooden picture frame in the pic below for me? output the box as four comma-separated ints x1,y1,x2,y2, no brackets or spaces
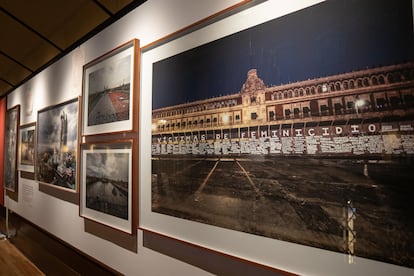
36,98,79,202
140,0,414,275
80,140,134,234
3,105,20,197
18,122,36,173
82,39,139,136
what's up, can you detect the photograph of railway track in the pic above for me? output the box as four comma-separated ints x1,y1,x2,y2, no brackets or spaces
86,53,131,127
87,80,130,126
150,0,414,269
82,40,136,136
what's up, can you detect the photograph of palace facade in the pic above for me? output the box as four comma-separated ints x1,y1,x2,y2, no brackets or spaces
152,62,414,156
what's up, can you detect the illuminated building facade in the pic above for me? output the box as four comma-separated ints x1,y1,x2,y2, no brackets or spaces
152,62,414,156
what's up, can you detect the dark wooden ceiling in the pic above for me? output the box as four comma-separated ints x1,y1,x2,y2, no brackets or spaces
0,0,146,98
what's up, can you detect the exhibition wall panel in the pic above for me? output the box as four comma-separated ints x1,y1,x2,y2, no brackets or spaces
4,0,414,275
3,1,259,275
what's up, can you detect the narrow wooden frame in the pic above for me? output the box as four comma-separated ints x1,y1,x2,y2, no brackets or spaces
36,98,79,203
3,105,20,199
82,39,139,136
18,122,36,174
80,140,134,234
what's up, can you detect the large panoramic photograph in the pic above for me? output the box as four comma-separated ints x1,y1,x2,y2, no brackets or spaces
150,0,414,270
36,98,78,190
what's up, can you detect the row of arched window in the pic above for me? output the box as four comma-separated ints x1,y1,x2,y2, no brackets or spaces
153,98,240,119
153,67,414,119
271,68,414,101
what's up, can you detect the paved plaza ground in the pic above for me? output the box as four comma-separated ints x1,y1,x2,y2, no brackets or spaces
152,156,414,268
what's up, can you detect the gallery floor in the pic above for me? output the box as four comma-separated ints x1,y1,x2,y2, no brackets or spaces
0,206,120,275
0,237,44,276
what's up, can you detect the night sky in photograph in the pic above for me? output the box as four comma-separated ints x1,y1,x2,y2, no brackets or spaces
152,0,414,110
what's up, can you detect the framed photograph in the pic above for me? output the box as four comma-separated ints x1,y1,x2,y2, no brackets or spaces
82,39,139,136
80,141,133,233
3,105,20,193
18,122,36,173
80,141,133,234
141,0,414,275
36,98,78,191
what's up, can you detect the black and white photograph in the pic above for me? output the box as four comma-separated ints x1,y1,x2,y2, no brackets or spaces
145,0,414,270
36,98,78,190
80,141,132,233
3,105,20,192
82,40,137,136
19,123,35,172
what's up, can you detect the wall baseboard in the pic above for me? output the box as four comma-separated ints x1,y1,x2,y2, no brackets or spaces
0,205,121,276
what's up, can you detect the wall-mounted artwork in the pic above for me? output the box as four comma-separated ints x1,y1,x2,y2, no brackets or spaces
36,98,78,191
82,39,139,136
18,122,35,173
80,141,133,234
0,97,5,205
3,105,20,194
141,0,414,274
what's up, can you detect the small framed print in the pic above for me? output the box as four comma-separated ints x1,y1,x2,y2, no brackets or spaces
82,39,139,136
3,105,20,194
18,122,36,173
80,141,133,234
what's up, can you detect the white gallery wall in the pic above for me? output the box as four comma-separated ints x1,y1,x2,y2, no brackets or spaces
5,1,244,275
4,0,414,275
